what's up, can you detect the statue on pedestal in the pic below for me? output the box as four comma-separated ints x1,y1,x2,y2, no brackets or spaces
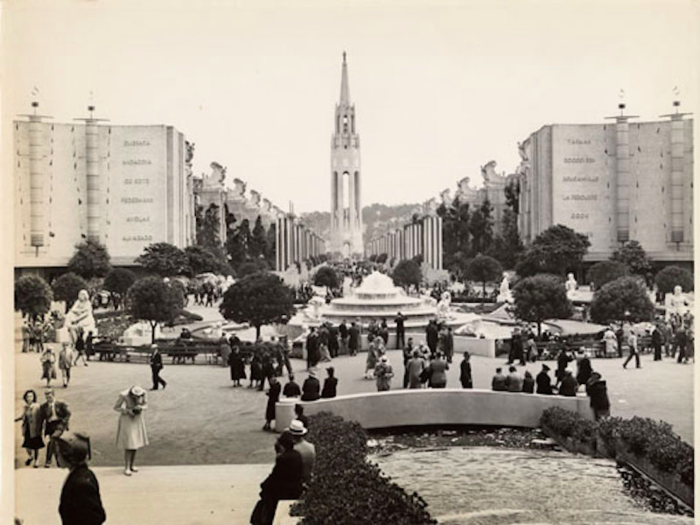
65,289,97,342
497,273,513,304
437,291,452,320
565,273,578,299
665,285,692,321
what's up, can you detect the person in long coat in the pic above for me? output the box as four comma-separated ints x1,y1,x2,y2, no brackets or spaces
576,357,592,388
555,348,573,388
321,367,338,398
348,322,360,356
459,352,473,388
229,347,246,387
58,343,74,388
249,354,263,389
55,432,106,525
406,349,426,389
41,346,57,387
15,389,44,467
427,352,449,388
586,372,611,420
114,386,148,476
365,338,379,379
536,364,553,395
374,356,394,391
263,376,281,432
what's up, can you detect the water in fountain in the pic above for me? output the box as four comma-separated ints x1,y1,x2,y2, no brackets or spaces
375,447,693,525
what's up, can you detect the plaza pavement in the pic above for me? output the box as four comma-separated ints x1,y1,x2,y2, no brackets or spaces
11,304,694,523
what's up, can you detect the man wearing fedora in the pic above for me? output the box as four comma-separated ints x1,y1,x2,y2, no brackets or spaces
39,389,71,468
301,370,321,401
288,420,315,486
536,364,553,395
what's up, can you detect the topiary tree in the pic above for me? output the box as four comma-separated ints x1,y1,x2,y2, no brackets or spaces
392,259,422,291
515,224,590,277
590,276,655,325
463,254,503,300
67,240,112,279
586,260,629,289
52,272,89,307
611,240,652,277
314,266,340,292
654,265,694,296
103,268,137,309
15,275,53,322
513,274,573,336
219,272,295,340
135,242,190,277
126,276,185,342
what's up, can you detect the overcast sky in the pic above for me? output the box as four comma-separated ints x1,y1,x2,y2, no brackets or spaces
2,0,697,213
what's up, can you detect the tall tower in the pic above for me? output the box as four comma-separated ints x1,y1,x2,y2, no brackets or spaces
330,52,363,258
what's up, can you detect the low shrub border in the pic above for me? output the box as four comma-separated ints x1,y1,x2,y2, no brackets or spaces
291,412,437,524
540,407,694,508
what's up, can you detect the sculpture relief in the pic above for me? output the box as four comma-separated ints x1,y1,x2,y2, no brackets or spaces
230,178,247,201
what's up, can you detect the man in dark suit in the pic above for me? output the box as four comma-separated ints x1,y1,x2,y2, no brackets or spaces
149,344,167,390
536,364,553,395
394,312,406,349
39,389,71,467
305,328,318,370
300,370,321,401
651,324,663,361
426,320,439,357
250,432,304,525
348,322,360,356
338,320,349,355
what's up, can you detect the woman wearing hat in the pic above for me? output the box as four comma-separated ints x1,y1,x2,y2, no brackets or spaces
114,386,149,476
54,432,106,525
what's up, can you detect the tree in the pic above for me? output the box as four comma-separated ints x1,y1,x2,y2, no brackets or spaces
488,208,524,270
590,276,655,325
15,275,53,322
611,240,652,277
655,266,694,296
103,268,136,309
135,242,189,277
464,254,503,300
265,222,277,269
469,200,494,255
238,259,269,277
226,218,252,270
392,259,422,291
376,253,388,264
219,272,295,340
314,266,340,292
52,273,89,306
513,274,573,336
67,240,112,279
249,215,268,259
516,224,590,277
127,277,185,342
185,245,230,276
438,197,472,270
196,203,222,250
586,260,629,289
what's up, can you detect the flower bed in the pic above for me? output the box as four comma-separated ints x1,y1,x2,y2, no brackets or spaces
291,412,436,524
540,407,694,509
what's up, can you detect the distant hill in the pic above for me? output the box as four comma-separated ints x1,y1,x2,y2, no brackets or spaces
300,202,419,247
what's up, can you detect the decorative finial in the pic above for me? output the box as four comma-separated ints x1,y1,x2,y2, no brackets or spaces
30,86,40,114
672,86,680,112
618,88,626,115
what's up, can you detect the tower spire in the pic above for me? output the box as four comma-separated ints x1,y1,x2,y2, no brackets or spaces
340,51,350,104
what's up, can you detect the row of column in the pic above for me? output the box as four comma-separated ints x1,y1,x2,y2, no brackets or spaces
367,215,443,270
275,215,326,271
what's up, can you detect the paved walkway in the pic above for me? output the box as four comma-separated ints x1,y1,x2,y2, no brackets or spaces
15,464,297,525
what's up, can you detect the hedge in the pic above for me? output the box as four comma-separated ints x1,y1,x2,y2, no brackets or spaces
541,407,693,487
292,412,436,525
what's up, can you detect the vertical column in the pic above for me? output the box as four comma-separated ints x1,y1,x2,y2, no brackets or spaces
670,115,685,243
422,217,432,268
28,115,45,248
85,118,101,243
615,118,630,242
436,216,443,270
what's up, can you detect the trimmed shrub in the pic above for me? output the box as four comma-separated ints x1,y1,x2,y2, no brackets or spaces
293,412,436,524
541,408,694,488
